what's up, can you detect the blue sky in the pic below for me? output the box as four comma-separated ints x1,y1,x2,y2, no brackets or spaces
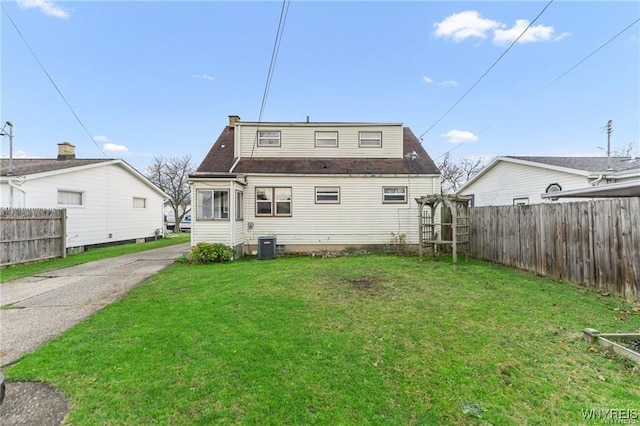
1,0,639,173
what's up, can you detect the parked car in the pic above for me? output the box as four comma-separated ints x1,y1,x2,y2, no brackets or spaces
166,214,191,232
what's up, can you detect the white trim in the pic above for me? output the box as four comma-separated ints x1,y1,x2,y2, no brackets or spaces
541,180,640,198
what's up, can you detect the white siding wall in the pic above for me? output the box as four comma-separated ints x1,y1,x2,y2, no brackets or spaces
190,181,235,246
1,164,165,247
235,124,403,159
192,175,439,249
459,162,589,206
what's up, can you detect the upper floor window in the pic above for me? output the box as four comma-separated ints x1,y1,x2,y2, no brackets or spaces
257,130,281,147
315,131,338,148
133,197,146,208
58,190,83,206
359,131,382,148
197,189,229,220
315,187,340,204
256,187,292,216
383,186,407,203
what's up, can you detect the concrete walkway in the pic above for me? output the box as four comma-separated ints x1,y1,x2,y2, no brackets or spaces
0,243,190,366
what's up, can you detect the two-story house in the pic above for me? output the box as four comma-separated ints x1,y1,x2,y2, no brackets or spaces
189,116,441,254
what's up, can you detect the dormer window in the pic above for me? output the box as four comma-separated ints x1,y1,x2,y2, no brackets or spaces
359,131,382,148
257,130,281,147
315,131,338,148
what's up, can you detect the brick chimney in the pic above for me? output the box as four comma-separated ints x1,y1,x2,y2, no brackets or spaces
228,115,241,127
57,142,76,160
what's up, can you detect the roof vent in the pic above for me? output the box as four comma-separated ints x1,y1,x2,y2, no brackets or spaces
57,142,75,160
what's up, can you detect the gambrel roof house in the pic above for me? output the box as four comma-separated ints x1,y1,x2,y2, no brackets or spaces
0,142,168,250
457,155,640,206
189,116,441,254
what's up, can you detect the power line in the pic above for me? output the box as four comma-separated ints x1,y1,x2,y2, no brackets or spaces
1,4,106,157
418,0,555,140
545,17,640,88
251,0,290,158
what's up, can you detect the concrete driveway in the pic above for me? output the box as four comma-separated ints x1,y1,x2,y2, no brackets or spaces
0,242,190,367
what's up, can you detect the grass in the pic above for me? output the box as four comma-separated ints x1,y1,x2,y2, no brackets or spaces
0,233,190,283
5,254,640,424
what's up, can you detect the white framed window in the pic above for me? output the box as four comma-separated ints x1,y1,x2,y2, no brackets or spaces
133,197,146,208
315,187,340,204
256,187,292,216
58,190,83,206
315,131,338,148
383,186,407,203
513,197,529,206
236,190,244,220
359,131,382,148
197,190,229,219
257,130,281,147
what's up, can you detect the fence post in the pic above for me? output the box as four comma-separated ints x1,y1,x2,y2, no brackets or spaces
61,208,67,259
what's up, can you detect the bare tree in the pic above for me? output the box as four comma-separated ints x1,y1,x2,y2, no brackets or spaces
145,155,194,232
611,142,635,157
438,153,484,194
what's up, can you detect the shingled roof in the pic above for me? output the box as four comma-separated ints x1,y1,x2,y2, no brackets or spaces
194,126,440,176
506,156,640,173
0,158,112,177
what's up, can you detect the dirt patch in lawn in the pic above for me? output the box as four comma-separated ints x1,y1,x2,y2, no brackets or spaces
345,276,386,296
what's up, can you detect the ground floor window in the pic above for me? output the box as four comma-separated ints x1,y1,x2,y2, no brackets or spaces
197,189,229,219
382,186,407,203
58,190,83,206
133,197,146,208
236,190,244,220
256,187,292,216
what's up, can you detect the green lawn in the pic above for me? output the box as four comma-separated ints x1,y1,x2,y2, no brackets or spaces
5,254,639,424
0,233,190,283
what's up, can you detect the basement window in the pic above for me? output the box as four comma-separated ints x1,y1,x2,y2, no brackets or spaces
513,197,529,206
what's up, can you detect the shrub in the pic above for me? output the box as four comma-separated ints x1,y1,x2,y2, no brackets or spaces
189,242,234,264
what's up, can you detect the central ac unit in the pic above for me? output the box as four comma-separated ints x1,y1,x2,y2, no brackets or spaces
258,236,277,260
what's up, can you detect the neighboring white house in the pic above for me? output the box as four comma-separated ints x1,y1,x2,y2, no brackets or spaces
189,116,441,254
456,156,640,206
0,142,168,250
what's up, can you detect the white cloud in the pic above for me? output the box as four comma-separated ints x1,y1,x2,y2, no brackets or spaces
103,143,129,153
434,11,501,42
17,0,69,19
434,11,569,46
423,75,434,84
438,79,459,87
441,129,479,144
191,73,214,81
629,35,639,44
493,20,558,45
94,135,128,153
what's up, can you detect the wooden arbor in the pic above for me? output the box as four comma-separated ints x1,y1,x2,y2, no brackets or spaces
415,195,471,263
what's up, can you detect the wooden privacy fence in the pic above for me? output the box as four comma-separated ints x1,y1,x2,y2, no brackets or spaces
1,208,66,266
469,198,640,301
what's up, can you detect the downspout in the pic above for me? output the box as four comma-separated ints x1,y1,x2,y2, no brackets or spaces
229,180,235,249
229,157,241,173
591,174,605,187
8,179,26,207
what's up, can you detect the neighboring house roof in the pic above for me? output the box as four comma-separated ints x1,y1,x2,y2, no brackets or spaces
541,180,640,198
0,158,169,198
193,126,440,176
505,156,640,173
457,155,640,194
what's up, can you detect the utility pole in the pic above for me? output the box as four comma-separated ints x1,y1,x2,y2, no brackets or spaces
606,119,613,170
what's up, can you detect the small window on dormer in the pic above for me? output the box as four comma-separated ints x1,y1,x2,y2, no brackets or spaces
315,131,338,148
359,131,382,148
257,130,281,147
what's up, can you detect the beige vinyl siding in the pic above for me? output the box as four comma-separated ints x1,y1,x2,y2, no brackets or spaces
240,175,437,247
2,164,165,248
191,181,235,246
459,162,589,206
235,124,403,159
